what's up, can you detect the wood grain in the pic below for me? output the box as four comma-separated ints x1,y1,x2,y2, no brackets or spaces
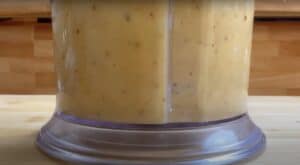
0,0,50,18
0,95,300,164
249,21,300,96
0,19,55,94
1,0,300,18
256,0,300,17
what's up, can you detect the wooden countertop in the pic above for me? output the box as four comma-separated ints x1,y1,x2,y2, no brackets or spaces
0,0,50,18
1,0,300,18
256,0,300,17
1,95,300,164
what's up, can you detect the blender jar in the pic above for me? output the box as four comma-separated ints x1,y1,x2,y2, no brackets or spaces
37,0,265,164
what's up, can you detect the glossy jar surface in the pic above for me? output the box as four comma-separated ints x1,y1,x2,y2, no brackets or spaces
52,0,254,124
37,1,266,164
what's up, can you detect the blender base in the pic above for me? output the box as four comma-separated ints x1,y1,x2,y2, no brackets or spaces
36,113,265,165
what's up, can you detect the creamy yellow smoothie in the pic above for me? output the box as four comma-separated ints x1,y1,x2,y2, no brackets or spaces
52,0,169,123
171,0,254,122
52,0,254,124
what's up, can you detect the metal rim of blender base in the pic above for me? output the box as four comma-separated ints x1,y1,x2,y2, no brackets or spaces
36,114,266,165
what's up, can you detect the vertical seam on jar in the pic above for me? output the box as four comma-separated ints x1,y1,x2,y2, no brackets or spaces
165,0,174,123
201,1,216,120
245,0,255,99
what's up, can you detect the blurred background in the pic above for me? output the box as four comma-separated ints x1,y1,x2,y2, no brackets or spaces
0,0,300,95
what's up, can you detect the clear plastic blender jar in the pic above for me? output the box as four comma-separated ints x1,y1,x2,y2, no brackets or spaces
37,1,265,164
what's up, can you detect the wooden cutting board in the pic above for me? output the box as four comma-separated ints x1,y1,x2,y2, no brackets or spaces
0,95,300,164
